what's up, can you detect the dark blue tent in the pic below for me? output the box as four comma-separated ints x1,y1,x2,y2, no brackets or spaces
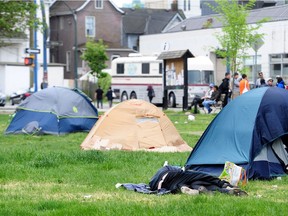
186,87,288,179
5,87,98,135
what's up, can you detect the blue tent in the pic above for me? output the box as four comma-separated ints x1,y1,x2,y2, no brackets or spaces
186,87,288,179
5,87,98,135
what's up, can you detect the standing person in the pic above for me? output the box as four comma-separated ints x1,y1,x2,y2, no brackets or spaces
147,85,155,103
106,86,114,108
95,86,104,109
276,75,286,89
259,78,267,87
202,85,220,114
232,72,241,99
40,80,48,89
266,77,274,87
219,72,231,108
255,72,264,88
239,74,250,95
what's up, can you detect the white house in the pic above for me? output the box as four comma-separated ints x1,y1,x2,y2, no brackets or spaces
140,5,288,86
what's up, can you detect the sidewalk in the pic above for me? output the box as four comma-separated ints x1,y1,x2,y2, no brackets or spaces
93,101,112,113
0,102,217,114
0,105,16,114
0,103,112,114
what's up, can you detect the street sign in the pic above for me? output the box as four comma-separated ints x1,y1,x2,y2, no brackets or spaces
251,38,264,52
47,41,63,47
25,48,41,54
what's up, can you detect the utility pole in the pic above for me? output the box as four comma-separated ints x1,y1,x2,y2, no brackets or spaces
40,0,48,89
33,0,38,92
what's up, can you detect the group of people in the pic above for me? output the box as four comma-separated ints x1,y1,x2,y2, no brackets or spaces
235,71,286,92
94,85,155,110
232,72,250,97
190,72,232,114
221,71,286,107
191,83,221,114
95,72,286,112
193,71,287,114
201,84,220,114
94,86,114,109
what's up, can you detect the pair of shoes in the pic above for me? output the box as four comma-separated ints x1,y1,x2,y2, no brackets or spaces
198,186,213,195
222,182,232,188
227,188,248,196
180,186,199,196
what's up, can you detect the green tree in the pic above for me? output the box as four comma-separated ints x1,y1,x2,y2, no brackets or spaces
209,0,267,74
98,73,112,94
0,0,39,47
81,39,109,78
81,39,110,94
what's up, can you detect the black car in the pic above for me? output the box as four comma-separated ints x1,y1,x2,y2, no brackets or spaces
10,90,31,105
0,92,6,107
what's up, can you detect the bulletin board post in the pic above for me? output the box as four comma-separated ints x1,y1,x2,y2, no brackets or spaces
157,50,194,111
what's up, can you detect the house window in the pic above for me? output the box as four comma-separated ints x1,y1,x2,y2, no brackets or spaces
159,63,163,74
184,0,187,11
51,53,56,63
95,0,103,9
66,51,71,72
117,63,124,74
270,53,288,80
85,16,95,37
142,63,150,74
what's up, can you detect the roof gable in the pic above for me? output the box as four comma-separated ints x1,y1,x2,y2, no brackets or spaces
122,8,185,35
166,4,288,33
50,0,124,16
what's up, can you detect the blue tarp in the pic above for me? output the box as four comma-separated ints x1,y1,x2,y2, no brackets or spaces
186,87,288,179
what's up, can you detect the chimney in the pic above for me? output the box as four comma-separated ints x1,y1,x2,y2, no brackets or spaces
171,0,178,11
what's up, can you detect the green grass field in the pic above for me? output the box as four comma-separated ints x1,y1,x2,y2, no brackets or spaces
0,112,287,216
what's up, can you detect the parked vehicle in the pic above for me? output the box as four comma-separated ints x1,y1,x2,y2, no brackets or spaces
111,54,215,107
0,92,6,107
10,89,31,105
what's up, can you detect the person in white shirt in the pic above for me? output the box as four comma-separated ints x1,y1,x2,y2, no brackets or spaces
232,72,241,99
202,83,214,101
255,71,264,88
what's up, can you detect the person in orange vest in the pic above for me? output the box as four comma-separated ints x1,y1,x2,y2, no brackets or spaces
239,74,250,95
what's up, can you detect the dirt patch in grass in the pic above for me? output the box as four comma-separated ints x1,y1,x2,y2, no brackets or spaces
180,131,204,136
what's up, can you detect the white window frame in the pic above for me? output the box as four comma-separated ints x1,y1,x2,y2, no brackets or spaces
66,51,71,72
184,0,187,11
269,53,288,79
95,0,103,9
85,16,95,37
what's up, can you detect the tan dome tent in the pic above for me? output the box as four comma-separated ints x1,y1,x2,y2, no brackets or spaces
81,99,191,152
